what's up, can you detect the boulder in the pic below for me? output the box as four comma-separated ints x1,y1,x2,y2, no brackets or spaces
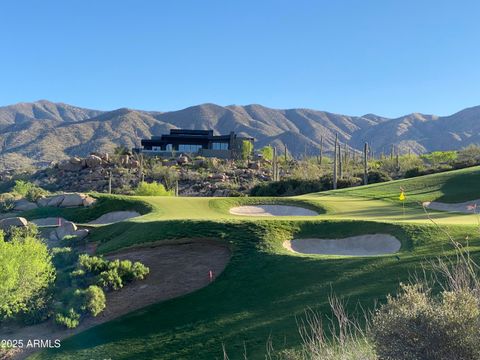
47,195,65,207
37,197,50,207
129,159,140,168
14,199,38,211
177,155,189,165
85,154,103,168
0,217,28,230
60,193,86,207
82,196,96,207
51,221,74,239
58,161,84,172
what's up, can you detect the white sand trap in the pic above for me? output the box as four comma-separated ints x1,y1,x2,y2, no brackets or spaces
229,205,318,217
423,199,480,214
88,211,141,224
284,234,401,256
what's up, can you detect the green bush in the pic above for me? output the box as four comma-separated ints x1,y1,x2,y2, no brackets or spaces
83,285,106,316
12,180,48,202
134,181,173,196
55,308,80,329
0,193,16,213
0,233,55,319
371,283,480,360
251,179,325,196
98,269,123,290
78,254,108,273
51,247,77,269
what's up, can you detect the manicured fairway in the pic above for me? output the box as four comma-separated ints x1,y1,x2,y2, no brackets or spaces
30,166,480,359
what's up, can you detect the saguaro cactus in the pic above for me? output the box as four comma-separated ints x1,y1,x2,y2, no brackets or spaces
272,147,279,181
363,142,369,185
338,143,343,179
319,136,323,165
333,133,338,190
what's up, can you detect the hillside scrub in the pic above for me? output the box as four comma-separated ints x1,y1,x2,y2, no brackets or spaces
134,181,174,196
12,180,48,202
0,227,55,319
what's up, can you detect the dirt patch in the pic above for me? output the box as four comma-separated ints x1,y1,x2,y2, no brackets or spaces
423,199,480,214
88,211,141,225
1,240,230,359
229,205,318,216
283,234,401,256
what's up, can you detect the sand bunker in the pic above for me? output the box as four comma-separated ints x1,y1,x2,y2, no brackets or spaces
423,199,480,214
88,211,141,224
284,234,401,256
229,205,318,216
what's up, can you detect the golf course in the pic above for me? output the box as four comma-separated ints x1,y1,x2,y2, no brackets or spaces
28,165,480,359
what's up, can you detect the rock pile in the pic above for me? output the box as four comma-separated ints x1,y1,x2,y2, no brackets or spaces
13,193,96,212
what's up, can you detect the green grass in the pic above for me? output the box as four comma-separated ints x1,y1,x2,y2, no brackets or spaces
322,165,480,204
33,220,480,359
20,194,153,223
28,165,480,359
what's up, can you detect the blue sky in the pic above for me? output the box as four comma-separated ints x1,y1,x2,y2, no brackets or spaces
1,0,479,117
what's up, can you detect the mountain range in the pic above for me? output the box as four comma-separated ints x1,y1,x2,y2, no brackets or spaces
0,100,479,169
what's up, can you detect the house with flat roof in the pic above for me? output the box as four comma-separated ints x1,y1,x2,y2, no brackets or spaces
134,129,254,159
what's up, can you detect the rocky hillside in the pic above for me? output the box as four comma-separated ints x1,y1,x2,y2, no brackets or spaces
1,100,480,169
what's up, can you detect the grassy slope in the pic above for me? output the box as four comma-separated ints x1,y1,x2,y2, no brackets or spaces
320,165,480,203
30,166,480,359
33,220,480,360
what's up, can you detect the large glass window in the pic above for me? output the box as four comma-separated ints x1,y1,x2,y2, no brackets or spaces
178,144,202,153
212,142,229,150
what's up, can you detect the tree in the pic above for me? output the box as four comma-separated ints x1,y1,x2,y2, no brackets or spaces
0,233,55,318
259,146,274,161
241,140,254,160
134,181,174,196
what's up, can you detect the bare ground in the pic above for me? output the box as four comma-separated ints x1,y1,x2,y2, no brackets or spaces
0,239,230,359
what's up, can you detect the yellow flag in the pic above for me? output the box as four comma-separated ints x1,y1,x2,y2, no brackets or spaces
399,192,406,201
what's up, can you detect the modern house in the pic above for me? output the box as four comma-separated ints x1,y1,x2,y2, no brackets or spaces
134,129,254,159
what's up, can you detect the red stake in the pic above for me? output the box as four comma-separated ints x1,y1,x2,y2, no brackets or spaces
209,270,213,282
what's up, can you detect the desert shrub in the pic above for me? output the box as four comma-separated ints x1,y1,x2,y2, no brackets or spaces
134,181,173,196
241,140,254,160
78,254,108,273
107,259,150,283
259,146,274,161
320,174,362,189
371,283,480,360
421,150,458,166
81,285,106,316
98,269,123,290
0,193,16,213
19,291,52,325
455,144,480,167
55,308,80,329
131,261,150,281
354,170,392,184
251,179,325,196
51,247,77,268
12,180,47,202
0,233,55,319
5,223,39,242
150,164,179,190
